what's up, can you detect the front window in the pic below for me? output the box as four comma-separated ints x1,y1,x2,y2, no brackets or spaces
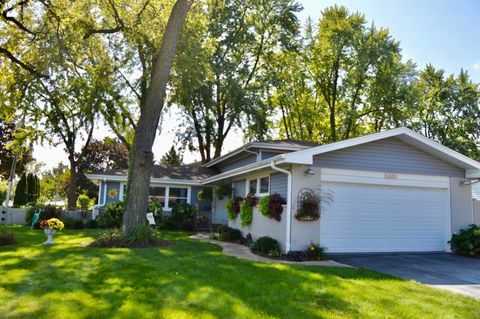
259,177,269,194
149,186,189,210
168,187,188,207
149,186,166,207
249,179,257,195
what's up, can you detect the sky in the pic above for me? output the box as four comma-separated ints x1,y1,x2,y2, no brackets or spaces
34,0,480,170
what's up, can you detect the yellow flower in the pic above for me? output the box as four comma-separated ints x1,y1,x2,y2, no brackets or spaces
310,246,315,251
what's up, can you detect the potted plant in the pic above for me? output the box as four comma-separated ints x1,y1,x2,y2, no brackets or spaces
294,188,334,221
39,218,65,245
215,184,232,200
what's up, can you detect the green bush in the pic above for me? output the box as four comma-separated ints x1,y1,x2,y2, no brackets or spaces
25,203,43,225
26,205,61,229
240,200,253,227
126,223,159,247
215,225,242,242
97,201,124,228
63,217,75,229
164,203,196,230
13,173,28,207
0,182,7,205
0,227,15,246
78,194,92,211
88,229,126,248
251,236,281,255
449,224,480,257
85,219,98,229
73,219,85,229
306,242,326,261
215,184,232,200
259,196,269,217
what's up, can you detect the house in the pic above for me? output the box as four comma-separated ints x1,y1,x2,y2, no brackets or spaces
86,127,480,253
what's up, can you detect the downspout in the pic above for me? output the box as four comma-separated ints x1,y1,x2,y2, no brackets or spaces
244,147,260,161
270,161,292,252
92,177,107,219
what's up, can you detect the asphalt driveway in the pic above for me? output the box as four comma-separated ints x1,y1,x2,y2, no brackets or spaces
332,253,480,299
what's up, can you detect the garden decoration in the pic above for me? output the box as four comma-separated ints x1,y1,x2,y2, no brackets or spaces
39,218,64,245
31,209,41,229
295,188,333,221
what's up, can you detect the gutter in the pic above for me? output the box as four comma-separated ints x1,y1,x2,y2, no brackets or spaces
92,177,107,219
270,161,292,253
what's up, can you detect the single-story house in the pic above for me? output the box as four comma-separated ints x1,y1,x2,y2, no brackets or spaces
86,127,480,253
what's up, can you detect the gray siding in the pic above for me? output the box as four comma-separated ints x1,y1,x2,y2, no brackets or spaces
233,180,246,197
261,152,280,160
450,177,474,233
473,184,480,200
191,186,213,213
217,154,257,172
270,172,288,199
313,137,464,177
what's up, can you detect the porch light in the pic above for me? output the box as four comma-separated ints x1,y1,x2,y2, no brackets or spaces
304,167,315,177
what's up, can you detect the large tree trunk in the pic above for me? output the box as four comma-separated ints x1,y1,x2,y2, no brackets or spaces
123,0,192,234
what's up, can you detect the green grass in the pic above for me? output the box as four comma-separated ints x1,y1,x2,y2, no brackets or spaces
0,226,478,319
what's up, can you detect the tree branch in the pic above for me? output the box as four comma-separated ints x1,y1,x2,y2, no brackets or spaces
0,46,46,78
83,26,123,40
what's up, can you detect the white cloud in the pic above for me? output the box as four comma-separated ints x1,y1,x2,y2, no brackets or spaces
473,60,480,71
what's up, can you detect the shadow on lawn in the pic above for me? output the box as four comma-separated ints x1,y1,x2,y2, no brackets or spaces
0,228,475,319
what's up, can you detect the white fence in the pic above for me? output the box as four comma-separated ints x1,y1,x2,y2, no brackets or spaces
1,208,27,225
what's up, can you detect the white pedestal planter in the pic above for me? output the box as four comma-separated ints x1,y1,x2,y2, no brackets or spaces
44,229,56,245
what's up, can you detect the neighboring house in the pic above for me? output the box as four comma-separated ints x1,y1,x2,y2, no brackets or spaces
86,127,480,253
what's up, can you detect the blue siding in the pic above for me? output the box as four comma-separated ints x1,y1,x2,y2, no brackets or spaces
233,180,246,197
313,137,464,177
269,172,288,200
217,155,257,172
191,186,213,213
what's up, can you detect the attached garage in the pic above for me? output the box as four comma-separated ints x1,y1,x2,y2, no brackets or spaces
319,169,450,253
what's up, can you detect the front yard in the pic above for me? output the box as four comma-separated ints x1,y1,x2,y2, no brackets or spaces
0,226,478,319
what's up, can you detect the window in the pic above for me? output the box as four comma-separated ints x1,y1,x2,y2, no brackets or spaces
149,186,166,207
259,177,269,194
168,187,188,207
249,179,257,195
149,186,189,210
247,176,270,196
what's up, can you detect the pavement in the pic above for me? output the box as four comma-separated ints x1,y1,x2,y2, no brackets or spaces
332,253,480,299
190,233,350,267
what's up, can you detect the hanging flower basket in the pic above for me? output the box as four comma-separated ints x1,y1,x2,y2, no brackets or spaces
294,188,333,222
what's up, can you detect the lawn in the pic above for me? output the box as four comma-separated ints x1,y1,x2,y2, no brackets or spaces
0,226,478,319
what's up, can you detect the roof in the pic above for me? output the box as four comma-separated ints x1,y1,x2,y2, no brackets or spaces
203,139,319,168
85,163,219,185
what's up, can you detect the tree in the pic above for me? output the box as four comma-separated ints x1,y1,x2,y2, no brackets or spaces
0,119,33,180
13,173,27,206
79,138,129,173
171,0,302,162
160,146,183,165
26,173,40,203
123,0,193,234
271,6,417,144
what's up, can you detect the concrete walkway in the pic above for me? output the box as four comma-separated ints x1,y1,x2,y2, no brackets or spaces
190,233,350,267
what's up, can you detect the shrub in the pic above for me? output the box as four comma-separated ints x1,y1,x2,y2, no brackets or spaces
164,203,196,230
449,224,480,257
259,194,285,221
0,182,7,205
78,194,92,211
251,236,281,255
25,203,43,225
306,242,326,261
63,217,75,229
240,200,253,227
88,229,126,248
85,219,98,229
126,224,159,247
226,196,242,220
215,225,242,242
73,219,85,229
215,184,232,200
285,250,308,262
0,228,15,246
97,201,124,228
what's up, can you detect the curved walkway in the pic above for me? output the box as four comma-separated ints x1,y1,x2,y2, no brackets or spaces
190,233,350,267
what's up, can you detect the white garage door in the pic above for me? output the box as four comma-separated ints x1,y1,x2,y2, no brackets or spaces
321,180,449,253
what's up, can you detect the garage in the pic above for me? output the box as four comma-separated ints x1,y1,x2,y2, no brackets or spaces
320,168,451,253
